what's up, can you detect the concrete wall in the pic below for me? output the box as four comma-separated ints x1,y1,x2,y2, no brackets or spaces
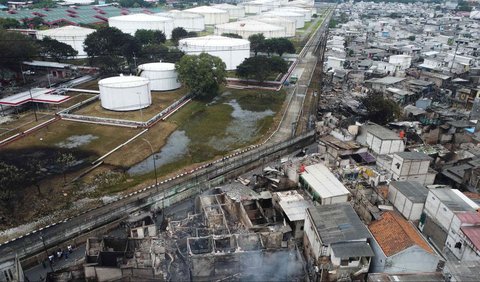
304,210,322,260
369,234,387,273
424,190,455,231
322,194,349,205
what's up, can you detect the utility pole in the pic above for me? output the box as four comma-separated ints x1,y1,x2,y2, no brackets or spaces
39,235,54,272
28,88,38,122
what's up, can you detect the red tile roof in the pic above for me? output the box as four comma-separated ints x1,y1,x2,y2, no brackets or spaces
369,211,434,257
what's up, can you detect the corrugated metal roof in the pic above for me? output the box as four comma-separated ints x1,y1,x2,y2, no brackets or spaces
307,203,371,245
429,188,476,212
331,241,374,258
390,181,428,203
365,123,402,140
461,226,480,251
301,164,350,199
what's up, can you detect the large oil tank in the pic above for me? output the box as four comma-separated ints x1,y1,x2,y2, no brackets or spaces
138,62,181,91
99,75,151,111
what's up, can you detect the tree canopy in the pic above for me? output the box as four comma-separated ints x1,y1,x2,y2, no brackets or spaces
0,18,21,29
361,93,401,125
236,56,288,82
248,33,265,56
171,27,197,45
221,33,242,39
138,44,184,64
39,37,78,61
175,53,226,98
0,29,38,73
134,29,166,45
247,34,295,56
84,27,141,73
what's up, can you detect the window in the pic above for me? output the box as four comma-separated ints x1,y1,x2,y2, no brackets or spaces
301,226,304,231
340,259,349,266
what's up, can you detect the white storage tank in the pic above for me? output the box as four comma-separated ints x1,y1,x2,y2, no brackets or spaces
241,2,264,14
178,35,250,70
214,19,286,39
264,10,304,28
250,16,296,37
184,6,229,25
108,13,174,39
36,25,95,58
276,7,312,21
155,11,205,32
138,62,181,91
99,75,151,111
213,3,245,19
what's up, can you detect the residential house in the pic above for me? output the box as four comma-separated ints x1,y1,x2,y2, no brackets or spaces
363,123,405,155
304,203,374,281
273,190,314,239
369,211,441,273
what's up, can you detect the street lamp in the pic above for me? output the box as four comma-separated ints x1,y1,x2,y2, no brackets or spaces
142,138,158,186
39,235,54,272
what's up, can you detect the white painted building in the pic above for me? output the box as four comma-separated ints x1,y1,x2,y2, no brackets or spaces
388,181,428,221
390,152,436,186
299,163,350,205
388,55,412,71
364,124,405,155
273,190,314,239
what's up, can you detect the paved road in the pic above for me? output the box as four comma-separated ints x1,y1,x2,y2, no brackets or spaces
270,7,333,143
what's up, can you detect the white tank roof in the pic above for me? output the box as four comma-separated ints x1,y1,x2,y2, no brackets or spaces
99,76,149,88
109,13,173,22
215,19,283,32
37,25,95,37
179,35,249,47
249,15,295,24
156,10,203,19
185,6,228,14
138,62,176,71
213,3,242,9
265,10,303,17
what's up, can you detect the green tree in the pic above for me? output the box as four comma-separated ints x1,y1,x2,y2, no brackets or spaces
248,33,265,56
175,53,226,98
84,27,141,73
407,35,416,41
0,30,38,74
39,37,78,61
135,29,166,45
0,18,21,29
171,27,188,45
138,44,184,64
236,56,287,82
221,33,242,39
361,93,401,125
265,38,295,56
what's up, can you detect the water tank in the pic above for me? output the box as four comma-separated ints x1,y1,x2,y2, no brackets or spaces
178,35,250,70
214,19,286,39
99,76,151,111
138,62,181,91
155,11,205,32
184,6,229,25
108,13,175,39
36,25,95,58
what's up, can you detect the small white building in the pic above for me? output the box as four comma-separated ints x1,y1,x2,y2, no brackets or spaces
273,190,314,239
364,123,405,155
369,211,440,273
390,152,436,186
366,77,406,94
299,163,350,205
325,56,346,71
388,181,428,221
